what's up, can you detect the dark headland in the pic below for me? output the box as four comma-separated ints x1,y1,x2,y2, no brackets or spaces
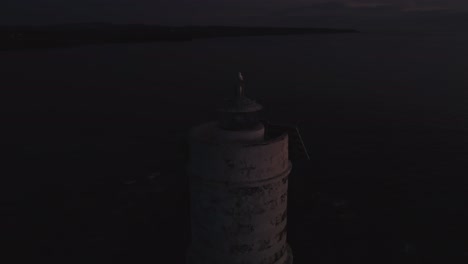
0,23,358,50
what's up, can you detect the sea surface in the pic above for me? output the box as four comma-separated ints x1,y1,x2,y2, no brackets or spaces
2,31,468,262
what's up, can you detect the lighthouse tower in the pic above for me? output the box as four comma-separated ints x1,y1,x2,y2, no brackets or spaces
187,73,293,264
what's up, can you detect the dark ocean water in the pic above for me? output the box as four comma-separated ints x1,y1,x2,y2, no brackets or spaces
2,31,468,262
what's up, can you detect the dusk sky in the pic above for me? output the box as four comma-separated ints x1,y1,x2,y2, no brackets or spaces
2,0,468,29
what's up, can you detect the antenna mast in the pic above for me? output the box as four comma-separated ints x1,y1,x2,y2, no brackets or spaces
238,72,245,98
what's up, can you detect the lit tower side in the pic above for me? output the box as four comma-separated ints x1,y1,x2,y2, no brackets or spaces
187,73,293,264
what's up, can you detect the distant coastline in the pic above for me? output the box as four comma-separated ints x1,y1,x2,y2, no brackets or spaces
0,23,358,50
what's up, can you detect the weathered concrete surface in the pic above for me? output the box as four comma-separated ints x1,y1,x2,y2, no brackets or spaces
187,122,293,264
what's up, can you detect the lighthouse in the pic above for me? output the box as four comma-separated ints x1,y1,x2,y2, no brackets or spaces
187,73,293,264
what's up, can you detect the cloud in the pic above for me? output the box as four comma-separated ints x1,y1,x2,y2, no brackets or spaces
253,1,468,29
1,0,467,26
345,0,467,12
